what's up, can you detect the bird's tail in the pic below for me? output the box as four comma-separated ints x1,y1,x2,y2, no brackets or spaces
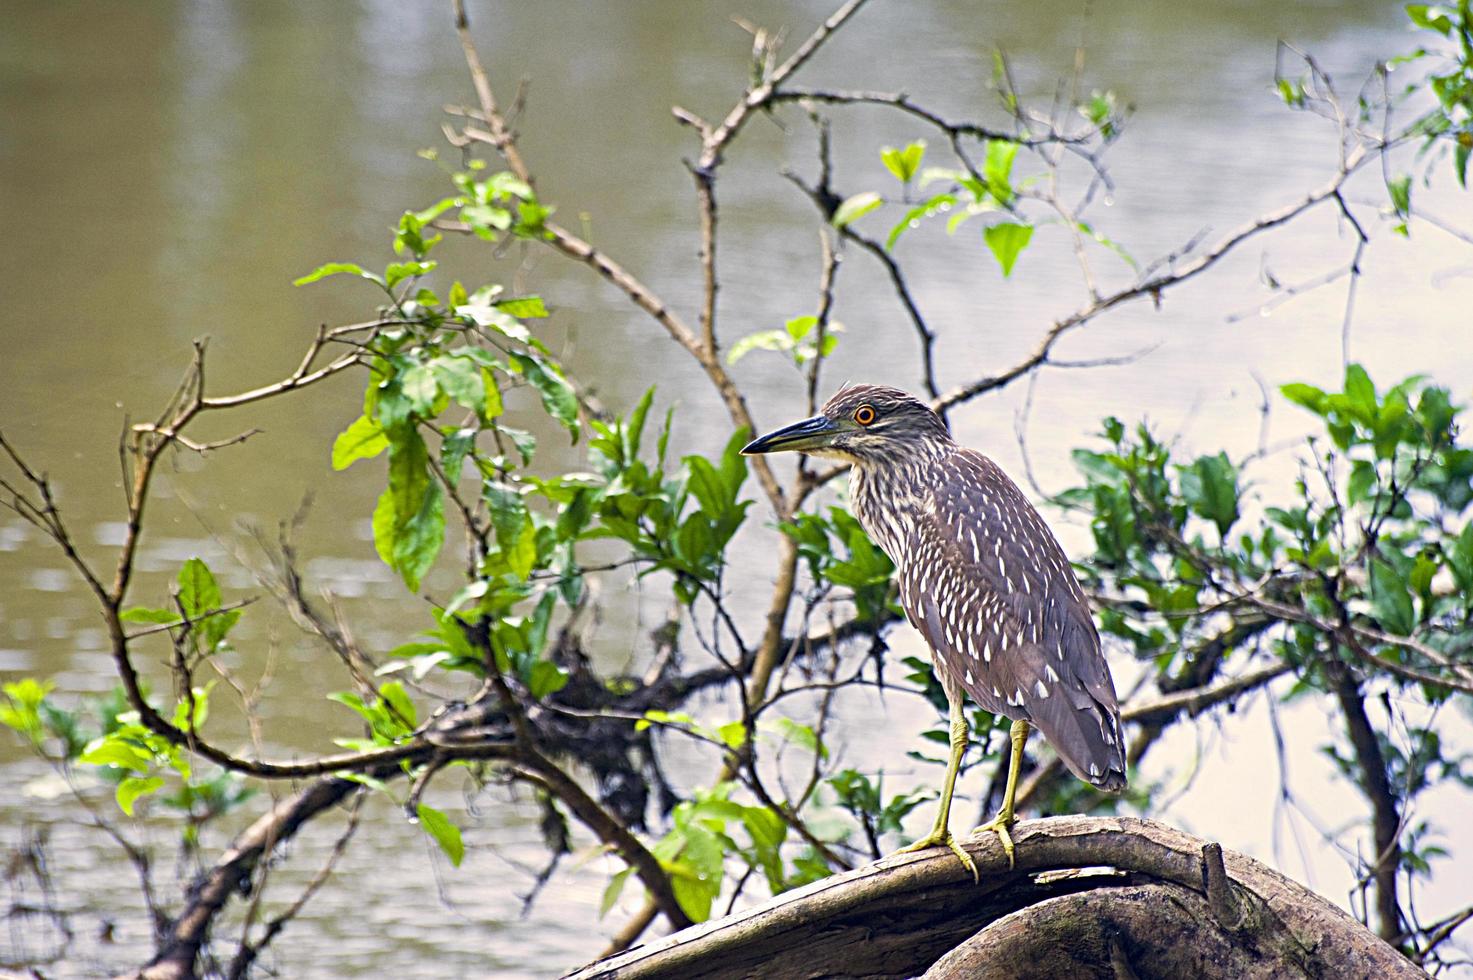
1035,692,1128,793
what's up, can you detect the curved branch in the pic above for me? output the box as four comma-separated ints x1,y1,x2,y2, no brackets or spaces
564,816,1422,980
936,147,1379,413
132,775,362,980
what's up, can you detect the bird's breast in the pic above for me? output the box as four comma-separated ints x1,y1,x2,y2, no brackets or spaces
850,466,927,566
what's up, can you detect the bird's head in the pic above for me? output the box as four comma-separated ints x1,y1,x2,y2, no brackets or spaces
741,384,952,467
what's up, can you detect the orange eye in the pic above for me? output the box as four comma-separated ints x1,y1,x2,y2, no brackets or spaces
854,405,877,426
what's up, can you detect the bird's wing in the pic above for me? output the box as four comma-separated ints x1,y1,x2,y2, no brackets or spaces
897,448,1126,790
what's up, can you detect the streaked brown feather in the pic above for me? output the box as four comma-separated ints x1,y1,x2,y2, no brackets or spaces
856,440,1126,791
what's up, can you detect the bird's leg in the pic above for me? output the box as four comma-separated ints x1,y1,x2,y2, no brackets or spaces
896,697,978,882
975,718,1031,868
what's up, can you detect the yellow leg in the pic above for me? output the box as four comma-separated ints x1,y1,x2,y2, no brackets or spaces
896,696,978,882
975,718,1030,868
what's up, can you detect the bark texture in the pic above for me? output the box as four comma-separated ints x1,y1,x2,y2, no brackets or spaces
565,816,1425,980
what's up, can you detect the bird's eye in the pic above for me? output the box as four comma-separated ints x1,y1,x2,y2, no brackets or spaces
854,405,877,426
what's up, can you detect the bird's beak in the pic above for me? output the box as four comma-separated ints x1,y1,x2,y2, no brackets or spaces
742,414,840,455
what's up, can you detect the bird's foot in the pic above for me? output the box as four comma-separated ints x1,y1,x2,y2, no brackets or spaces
973,811,1017,868
896,828,979,883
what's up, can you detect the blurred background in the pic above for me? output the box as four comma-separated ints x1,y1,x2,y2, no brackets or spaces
2,0,1470,975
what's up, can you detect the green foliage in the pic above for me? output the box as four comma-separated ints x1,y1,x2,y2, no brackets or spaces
329,681,417,747
983,221,1034,277
1178,452,1241,539
38,675,255,823
0,678,54,746
880,140,927,183
782,506,896,625
1403,2,1473,187
727,315,841,368
416,803,465,867
886,192,956,250
832,191,883,228
581,398,751,605
646,783,790,922
1058,362,1471,859
828,769,930,839
1082,89,1126,141
119,557,241,654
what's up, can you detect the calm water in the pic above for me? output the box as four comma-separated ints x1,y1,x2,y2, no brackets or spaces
3,0,1471,975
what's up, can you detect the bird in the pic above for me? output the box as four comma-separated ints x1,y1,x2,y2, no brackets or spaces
742,384,1126,878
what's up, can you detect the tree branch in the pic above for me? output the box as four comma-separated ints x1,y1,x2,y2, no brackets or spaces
563,816,1423,980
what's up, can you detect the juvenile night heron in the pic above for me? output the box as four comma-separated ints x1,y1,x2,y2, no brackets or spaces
744,385,1126,877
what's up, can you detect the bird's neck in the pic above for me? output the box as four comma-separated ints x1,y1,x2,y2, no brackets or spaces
849,446,952,560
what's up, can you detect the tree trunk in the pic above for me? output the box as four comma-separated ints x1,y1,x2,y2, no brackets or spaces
566,816,1424,980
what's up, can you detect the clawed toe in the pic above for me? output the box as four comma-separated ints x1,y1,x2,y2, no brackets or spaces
974,815,1016,868
896,830,979,883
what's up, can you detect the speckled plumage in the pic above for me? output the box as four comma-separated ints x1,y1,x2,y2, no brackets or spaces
789,384,1127,791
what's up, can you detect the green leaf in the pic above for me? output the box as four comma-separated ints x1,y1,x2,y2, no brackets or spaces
832,191,883,228
1369,558,1415,635
880,140,926,182
400,364,440,417
119,607,179,625
983,140,1019,203
375,427,444,590
481,368,505,419
372,489,398,568
379,681,417,729
332,414,389,470
1386,174,1412,218
765,716,826,758
177,558,221,622
385,260,436,290
886,192,957,250
1406,4,1454,36
686,456,732,516
416,804,465,867
441,428,476,481
528,661,570,699
600,866,635,918
430,356,486,417
670,871,718,924
293,262,385,288
1178,453,1240,537
485,482,537,580
443,581,489,618
394,209,442,257
171,684,212,732
503,426,537,464
0,679,53,743
395,482,445,591
81,736,153,772
785,316,818,341
716,720,748,749
1281,382,1327,414
725,329,792,365
116,775,164,817
494,296,549,319
327,690,371,721
1347,460,1378,504
983,222,1034,277
1410,554,1438,599
456,303,530,341
511,354,579,440
1344,363,1378,421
